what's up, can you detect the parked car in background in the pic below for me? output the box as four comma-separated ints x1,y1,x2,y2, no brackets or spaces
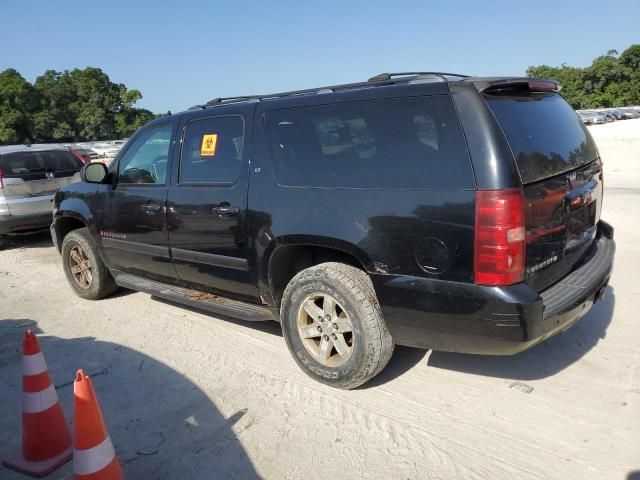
91,142,121,158
69,147,98,163
577,111,603,125
580,111,606,124
0,145,84,248
601,112,615,122
577,106,640,123
622,107,640,118
588,111,609,123
611,109,633,120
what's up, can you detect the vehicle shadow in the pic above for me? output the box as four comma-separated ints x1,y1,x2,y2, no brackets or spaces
150,286,614,385
359,345,429,389
151,296,429,389
427,287,616,380
1,231,53,250
0,319,260,480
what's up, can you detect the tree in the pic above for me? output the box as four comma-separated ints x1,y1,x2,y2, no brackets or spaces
618,45,640,105
527,44,640,109
0,66,158,144
33,70,78,142
115,108,155,137
0,69,37,144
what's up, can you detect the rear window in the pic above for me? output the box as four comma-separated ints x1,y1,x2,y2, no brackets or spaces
0,150,83,177
265,96,474,189
484,92,598,184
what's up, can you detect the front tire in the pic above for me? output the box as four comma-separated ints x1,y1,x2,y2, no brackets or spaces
281,262,394,389
61,228,117,300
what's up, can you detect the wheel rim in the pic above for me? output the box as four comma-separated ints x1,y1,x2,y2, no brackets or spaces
297,293,354,367
69,245,92,289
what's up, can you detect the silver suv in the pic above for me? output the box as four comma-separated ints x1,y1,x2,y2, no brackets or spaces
0,145,84,248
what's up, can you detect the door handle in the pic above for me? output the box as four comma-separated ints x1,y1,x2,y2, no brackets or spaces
141,203,162,215
212,204,240,217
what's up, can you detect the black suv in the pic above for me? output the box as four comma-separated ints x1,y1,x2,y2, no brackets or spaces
51,72,615,389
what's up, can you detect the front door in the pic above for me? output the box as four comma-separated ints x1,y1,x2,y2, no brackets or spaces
97,123,177,282
167,111,258,302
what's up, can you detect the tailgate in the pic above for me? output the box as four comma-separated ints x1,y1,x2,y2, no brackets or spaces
522,160,602,291
484,91,602,291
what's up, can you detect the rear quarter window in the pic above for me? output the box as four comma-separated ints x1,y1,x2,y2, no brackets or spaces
264,95,474,189
484,92,599,184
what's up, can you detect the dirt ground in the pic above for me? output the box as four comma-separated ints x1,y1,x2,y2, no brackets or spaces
1,120,639,480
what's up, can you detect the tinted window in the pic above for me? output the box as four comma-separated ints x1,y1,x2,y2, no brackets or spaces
0,150,83,177
180,116,244,184
485,92,598,184
265,96,473,189
118,125,171,184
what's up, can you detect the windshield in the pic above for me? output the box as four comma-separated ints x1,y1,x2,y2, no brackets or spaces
485,92,599,184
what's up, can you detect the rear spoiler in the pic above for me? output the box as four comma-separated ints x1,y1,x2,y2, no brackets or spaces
473,78,562,94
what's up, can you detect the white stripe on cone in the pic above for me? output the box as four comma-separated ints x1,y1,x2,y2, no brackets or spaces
23,352,48,376
73,435,116,475
22,383,59,413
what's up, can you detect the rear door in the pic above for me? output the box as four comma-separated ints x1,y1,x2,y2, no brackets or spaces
0,150,83,215
167,108,259,302
484,91,602,291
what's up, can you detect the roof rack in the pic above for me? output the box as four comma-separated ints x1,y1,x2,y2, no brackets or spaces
206,96,256,106
202,71,469,108
367,72,470,82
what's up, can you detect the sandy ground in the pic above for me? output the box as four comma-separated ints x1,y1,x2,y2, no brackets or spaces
1,120,639,480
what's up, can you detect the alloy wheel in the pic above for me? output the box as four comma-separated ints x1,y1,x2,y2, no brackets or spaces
69,245,92,289
297,293,354,367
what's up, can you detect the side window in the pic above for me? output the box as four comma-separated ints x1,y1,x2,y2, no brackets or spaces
118,125,172,185
315,116,375,159
265,96,474,189
179,116,244,184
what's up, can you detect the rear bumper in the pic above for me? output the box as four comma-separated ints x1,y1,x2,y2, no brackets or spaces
371,221,615,354
0,212,53,236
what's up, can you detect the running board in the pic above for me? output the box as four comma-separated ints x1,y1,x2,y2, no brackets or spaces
113,272,275,322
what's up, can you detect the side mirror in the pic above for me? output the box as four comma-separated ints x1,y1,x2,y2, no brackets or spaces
81,163,109,184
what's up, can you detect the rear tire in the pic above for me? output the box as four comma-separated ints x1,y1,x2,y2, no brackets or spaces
280,262,394,389
61,228,117,300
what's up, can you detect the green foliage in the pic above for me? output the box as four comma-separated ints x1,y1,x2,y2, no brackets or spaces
0,67,157,144
527,44,640,109
0,69,37,144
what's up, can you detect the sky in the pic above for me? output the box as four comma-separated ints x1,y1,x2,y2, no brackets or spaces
1,0,639,113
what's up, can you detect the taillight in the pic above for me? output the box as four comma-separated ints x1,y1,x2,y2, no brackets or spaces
69,149,88,165
527,80,561,92
0,169,4,189
474,189,525,286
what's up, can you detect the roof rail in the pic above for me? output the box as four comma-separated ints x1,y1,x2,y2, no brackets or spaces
202,71,469,108
206,96,256,106
368,72,470,82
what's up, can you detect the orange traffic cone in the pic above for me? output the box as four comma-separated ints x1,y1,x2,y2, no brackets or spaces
72,369,123,479
2,330,73,477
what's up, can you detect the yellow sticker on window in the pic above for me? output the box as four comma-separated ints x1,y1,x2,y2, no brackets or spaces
201,134,218,157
